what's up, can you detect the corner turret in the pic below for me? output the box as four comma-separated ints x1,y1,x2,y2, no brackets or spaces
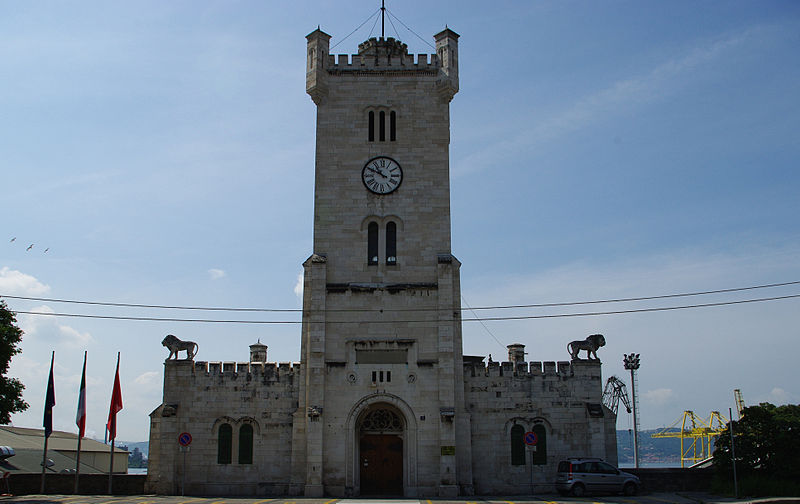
434,27,459,101
306,28,331,105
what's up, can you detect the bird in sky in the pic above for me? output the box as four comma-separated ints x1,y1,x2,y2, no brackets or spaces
26,244,33,251
43,248,49,253
9,237,16,243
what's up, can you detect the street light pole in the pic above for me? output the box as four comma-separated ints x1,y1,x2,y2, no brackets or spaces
623,353,641,469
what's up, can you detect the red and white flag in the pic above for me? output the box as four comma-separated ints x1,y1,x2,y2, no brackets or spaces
76,351,87,439
106,353,123,441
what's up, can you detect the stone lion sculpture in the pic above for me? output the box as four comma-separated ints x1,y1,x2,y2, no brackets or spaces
162,334,198,360
567,333,606,360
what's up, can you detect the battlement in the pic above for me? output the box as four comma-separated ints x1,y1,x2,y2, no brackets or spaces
326,51,440,72
164,359,300,381
464,359,602,380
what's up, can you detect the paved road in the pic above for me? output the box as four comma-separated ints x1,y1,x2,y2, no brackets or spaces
0,495,709,504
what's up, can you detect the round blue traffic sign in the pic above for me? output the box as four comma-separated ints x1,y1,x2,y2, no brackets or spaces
524,431,538,445
178,432,192,446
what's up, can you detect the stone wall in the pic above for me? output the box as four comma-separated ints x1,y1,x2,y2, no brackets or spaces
145,360,299,496
465,359,616,494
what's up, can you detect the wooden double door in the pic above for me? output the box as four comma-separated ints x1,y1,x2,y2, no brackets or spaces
359,433,403,496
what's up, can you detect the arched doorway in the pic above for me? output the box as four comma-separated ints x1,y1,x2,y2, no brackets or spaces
358,406,404,495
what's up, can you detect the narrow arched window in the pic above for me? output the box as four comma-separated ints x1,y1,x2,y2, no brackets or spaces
379,111,386,141
386,221,397,265
390,111,396,141
217,423,232,464
368,111,375,142
368,222,379,265
532,424,547,465
238,424,253,464
510,424,525,465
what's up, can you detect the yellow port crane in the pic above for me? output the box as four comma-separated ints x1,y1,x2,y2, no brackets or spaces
651,410,727,467
734,389,746,419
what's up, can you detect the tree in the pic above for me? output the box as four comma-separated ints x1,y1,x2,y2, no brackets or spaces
0,300,29,424
713,402,800,494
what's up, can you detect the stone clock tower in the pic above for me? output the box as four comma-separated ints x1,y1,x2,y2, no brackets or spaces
292,28,469,497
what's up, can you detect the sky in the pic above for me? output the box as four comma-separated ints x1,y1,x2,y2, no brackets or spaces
1,1,799,444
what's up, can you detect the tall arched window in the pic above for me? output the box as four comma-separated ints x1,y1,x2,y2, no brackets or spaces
217,423,232,464
532,424,547,465
390,111,396,141
238,424,253,464
368,222,379,265
379,111,386,141
386,221,397,265
368,111,375,142
510,424,525,466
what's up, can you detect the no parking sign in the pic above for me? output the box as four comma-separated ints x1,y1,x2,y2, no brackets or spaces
178,432,192,447
524,431,538,451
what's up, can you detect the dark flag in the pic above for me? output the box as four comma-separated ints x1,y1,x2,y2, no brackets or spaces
41,351,55,493
43,352,55,438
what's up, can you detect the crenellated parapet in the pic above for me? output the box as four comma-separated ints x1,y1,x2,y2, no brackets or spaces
306,28,459,104
164,358,300,383
464,358,602,381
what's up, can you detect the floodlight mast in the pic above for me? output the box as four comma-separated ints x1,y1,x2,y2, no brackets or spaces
624,353,641,468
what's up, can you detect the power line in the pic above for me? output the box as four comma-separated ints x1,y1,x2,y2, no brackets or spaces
2,279,798,313
330,8,381,50
10,293,799,325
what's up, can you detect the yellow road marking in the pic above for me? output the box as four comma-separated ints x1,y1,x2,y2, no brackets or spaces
323,500,338,504
252,500,276,504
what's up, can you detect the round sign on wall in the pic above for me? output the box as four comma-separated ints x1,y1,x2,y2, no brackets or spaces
524,431,538,446
178,432,192,447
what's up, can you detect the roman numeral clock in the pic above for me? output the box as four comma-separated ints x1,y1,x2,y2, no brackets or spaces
362,156,402,194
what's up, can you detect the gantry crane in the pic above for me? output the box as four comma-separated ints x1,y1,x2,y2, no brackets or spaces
602,376,632,416
734,389,746,419
651,410,727,467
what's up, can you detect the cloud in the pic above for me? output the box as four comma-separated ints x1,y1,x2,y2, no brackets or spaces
134,371,160,387
643,388,676,406
18,305,93,347
456,27,752,176
764,387,797,405
0,267,51,295
208,268,226,280
294,272,303,298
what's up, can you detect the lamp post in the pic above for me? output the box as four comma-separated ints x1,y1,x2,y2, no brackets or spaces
623,353,641,468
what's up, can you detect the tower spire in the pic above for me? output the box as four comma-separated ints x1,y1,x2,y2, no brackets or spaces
381,0,385,38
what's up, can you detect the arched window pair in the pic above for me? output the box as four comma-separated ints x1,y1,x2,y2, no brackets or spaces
368,110,396,142
367,221,397,265
217,423,254,464
510,423,547,466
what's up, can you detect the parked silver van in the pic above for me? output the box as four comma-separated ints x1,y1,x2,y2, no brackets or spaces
555,458,640,496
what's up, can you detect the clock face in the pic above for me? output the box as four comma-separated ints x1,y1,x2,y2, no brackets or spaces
362,156,402,194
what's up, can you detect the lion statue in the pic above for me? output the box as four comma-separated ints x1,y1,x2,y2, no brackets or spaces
162,334,198,361
567,334,606,360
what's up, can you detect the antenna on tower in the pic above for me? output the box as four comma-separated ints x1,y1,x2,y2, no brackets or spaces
381,0,385,38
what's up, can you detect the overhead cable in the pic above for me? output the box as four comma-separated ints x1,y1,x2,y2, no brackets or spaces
2,280,798,313
9,293,800,324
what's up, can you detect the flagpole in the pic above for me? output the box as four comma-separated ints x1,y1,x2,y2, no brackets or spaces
108,438,115,494
41,351,55,494
74,351,87,494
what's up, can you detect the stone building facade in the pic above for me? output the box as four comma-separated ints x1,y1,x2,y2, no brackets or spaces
146,26,617,497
